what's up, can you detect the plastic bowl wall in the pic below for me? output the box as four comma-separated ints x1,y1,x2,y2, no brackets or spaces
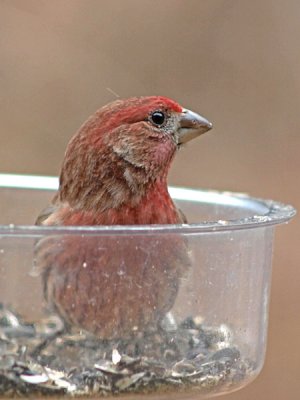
0,174,296,399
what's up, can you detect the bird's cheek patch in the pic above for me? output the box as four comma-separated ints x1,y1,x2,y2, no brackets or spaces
112,143,146,169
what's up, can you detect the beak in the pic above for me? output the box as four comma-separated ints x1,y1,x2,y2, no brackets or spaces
178,108,212,144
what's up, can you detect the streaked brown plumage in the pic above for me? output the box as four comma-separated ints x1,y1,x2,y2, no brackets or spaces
35,96,212,339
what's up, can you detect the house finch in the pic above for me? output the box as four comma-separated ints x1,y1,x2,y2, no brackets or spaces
35,96,212,339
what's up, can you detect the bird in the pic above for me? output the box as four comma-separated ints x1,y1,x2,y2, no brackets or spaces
34,96,212,339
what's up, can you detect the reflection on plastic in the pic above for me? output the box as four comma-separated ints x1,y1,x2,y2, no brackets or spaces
34,233,190,339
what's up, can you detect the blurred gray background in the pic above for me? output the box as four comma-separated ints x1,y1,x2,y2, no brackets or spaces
0,1,299,399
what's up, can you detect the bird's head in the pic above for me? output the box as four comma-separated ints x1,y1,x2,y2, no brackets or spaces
59,96,212,210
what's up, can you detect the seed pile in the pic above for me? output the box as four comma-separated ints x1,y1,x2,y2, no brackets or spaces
0,304,254,397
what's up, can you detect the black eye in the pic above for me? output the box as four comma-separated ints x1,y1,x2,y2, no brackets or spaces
150,111,166,126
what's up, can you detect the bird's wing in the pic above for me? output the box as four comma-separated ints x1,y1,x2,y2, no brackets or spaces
35,205,57,225
177,207,188,223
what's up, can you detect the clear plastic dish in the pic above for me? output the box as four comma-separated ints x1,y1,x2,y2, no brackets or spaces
0,174,296,398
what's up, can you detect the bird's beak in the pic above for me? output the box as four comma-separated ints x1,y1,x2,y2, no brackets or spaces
178,108,212,144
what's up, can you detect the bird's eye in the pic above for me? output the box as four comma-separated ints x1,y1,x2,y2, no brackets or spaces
150,111,166,126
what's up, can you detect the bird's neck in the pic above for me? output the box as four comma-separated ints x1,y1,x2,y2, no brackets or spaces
101,181,181,225
57,179,181,226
